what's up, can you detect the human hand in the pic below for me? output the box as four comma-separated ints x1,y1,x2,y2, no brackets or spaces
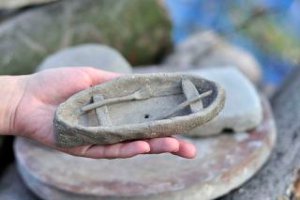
8,67,196,159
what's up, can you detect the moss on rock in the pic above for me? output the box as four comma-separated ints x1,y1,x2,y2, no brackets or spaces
0,0,171,75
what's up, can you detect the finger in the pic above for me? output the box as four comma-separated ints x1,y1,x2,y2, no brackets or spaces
81,67,122,85
172,139,197,159
146,137,180,154
74,141,151,159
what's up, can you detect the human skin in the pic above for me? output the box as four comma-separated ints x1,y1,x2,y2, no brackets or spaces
0,67,196,159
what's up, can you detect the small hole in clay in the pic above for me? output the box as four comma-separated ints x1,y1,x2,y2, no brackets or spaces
222,128,234,134
144,114,150,119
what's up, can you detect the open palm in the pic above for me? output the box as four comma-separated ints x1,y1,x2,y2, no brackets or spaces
14,67,196,159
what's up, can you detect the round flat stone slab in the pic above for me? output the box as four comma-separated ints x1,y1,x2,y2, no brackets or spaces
14,97,276,200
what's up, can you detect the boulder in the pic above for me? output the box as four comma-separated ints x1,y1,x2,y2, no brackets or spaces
0,0,171,75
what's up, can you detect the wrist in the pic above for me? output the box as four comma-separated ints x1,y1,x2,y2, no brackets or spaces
0,75,28,135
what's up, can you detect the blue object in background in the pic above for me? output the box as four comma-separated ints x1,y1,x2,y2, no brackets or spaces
165,0,296,86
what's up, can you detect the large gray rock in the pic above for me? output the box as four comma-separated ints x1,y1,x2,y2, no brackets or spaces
165,31,262,84
187,67,263,136
0,0,171,75
36,44,132,73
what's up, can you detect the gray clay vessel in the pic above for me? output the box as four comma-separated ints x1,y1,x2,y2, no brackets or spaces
54,73,225,147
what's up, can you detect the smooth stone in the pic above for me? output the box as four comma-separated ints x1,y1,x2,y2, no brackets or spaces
14,96,276,200
36,44,132,73
133,66,263,136
164,31,262,84
187,67,263,136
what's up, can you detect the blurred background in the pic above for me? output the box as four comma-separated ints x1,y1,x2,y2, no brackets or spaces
165,0,299,93
0,0,299,91
0,0,299,173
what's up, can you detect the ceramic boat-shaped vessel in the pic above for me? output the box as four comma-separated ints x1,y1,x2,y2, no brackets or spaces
54,73,225,147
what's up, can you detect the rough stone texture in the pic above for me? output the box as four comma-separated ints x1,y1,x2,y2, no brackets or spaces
164,31,262,84
14,97,276,200
0,0,55,8
54,73,225,147
0,165,38,200
187,67,263,136
36,44,132,73
219,67,300,199
0,0,171,75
